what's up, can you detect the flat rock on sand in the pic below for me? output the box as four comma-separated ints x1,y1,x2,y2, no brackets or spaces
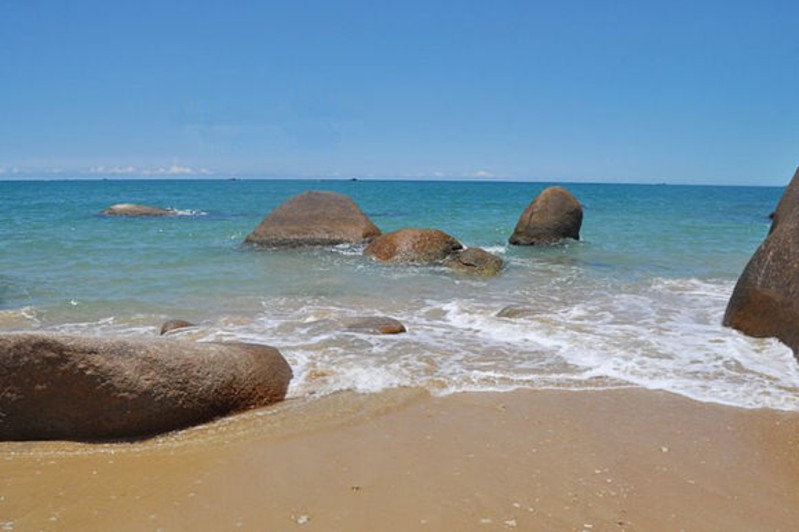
724,167,799,360
0,333,292,441
101,203,176,216
244,191,381,247
364,228,462,263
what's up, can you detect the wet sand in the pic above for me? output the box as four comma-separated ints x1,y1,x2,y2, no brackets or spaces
2,388,798,531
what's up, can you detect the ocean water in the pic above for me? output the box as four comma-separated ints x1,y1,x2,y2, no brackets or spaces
2,179,798,411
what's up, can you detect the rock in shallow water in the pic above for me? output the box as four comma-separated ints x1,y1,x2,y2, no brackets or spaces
496,305,537,319
101,203,176,217
0,334,292,441
306,316,407,335
509,186,583,245
364,228,462,263
244,191,381,248
443,247,504,276
723,167,799,361
160,319,196,335
338,316,407,334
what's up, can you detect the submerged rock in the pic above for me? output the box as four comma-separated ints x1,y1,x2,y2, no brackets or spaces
443,247,504,276
101,203,176,217
160,319,196,335
306,316,407,335
244,191,381,247
339,316,407,334
0,333,292,441
496,305,537,319
509,186,583,245
364,228,462,264
723,167,799,361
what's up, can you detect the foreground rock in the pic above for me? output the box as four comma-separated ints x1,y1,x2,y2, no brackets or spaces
724,167,799,360
0,334,292,441
443,248,504,276
101,203,176,217
244,191,381,247
364,228,462,263
160,319,196,335
509,186,583,245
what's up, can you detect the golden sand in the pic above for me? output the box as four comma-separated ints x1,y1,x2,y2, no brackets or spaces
2,388,798,531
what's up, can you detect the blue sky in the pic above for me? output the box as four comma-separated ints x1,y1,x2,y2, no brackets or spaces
1,1,797,184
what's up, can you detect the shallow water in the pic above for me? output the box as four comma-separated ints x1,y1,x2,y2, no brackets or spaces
1,179,797,410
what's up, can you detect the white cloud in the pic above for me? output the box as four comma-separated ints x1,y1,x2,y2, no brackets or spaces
88,164,212,176
0,167,5,174
143,164,212,176
433,171,446,178
473,170,494,178
90,165,138,175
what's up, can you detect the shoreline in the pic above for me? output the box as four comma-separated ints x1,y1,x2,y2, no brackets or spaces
3,387,798,531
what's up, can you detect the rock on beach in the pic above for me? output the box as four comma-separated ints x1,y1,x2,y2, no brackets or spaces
724,167,799,360
101,203,177,217
0,333,292,441
509,186,583,245
244,191,381,247
364,228,462,263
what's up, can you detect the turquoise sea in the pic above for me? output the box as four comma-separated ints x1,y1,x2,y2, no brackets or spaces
2,179,798,410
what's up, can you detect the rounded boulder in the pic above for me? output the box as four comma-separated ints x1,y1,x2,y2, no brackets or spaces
364,228,462,264
0,333,293,441
443,247,504,276
509,186,583,245
244,191,381,247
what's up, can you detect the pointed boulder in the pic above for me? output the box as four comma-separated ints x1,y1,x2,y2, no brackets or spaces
509,186,583,245
723,167,799,361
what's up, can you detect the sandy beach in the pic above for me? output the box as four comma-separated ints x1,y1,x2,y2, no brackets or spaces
2,387,798,531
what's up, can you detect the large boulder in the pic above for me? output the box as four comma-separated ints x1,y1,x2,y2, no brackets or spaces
509,186,583,245
101,203,176,217
443,247,504,276
0,334,292,441
723,168,799,360
244,191,381,247
364,228,462,263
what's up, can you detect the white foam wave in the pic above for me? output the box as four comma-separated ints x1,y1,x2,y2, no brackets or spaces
169,208,207,216
12,277,799,411
0,306,42,329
